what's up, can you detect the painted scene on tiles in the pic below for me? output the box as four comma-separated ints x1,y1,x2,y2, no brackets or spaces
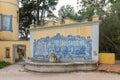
33,33,92,60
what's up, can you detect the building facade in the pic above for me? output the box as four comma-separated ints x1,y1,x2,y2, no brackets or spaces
0,0,19,40
0,0,101,64
0,0,30,64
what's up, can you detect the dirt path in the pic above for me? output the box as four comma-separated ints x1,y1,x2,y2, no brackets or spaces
0,63,120,80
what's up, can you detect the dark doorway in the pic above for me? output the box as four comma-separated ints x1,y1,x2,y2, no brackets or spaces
13,45,26,63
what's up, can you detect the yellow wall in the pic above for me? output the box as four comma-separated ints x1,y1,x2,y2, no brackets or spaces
44,19,75,27
92,15,99,22
64,19,75,24
34,26,92,40
99,53,115,64
44,21,55,27
0,41,30,64
0,0,19,40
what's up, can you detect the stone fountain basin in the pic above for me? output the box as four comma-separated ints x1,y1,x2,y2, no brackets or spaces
25,59,98,73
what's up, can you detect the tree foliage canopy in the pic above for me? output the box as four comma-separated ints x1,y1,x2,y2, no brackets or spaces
77,0,120,59
19,0,120,59
77,0,108,20
19,0,58,39
58,5,75,18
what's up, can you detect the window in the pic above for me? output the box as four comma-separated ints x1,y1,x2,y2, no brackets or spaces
17,11,19,23
0,14,1,30
5,47,10,58
1,14,12,32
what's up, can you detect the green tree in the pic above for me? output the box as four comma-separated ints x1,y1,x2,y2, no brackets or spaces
99,0,120,59
19,0,35,40
58,5,77,20
19,0,58,39
78,0,120,59
100,14,120,52
110,0,120,18
77,0,108,20
35,0,58,25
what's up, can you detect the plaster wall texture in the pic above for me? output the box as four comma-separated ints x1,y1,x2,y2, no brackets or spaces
30,20,99,61
34,26,92,40
0,0,19,40
99,53,115,64
0,41,30,64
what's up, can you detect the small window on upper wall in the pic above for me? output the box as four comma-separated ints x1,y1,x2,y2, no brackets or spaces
17,11,19,23
5,47,10,58
0,14,1,30
1,14,12,32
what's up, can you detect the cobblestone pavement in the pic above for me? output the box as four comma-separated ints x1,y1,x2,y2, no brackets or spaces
0,63,120,80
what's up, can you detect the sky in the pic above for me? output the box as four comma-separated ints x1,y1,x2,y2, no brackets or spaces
54,0,78,16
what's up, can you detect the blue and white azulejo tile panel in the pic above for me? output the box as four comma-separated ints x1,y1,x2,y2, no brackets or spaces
33,33,92,60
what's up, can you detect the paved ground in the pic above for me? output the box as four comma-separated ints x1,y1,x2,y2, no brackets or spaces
98,64,120,73
0,63,120,80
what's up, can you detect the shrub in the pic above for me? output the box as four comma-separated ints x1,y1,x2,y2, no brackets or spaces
0,61,10,69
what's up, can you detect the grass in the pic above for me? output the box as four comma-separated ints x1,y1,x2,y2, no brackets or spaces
0,61,10,69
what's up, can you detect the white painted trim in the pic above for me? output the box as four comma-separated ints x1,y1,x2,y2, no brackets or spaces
30,31,34,58
92,22,99,61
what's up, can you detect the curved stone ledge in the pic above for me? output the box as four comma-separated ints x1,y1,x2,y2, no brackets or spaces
25,59,98,73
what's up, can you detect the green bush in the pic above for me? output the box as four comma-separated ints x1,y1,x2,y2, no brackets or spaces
0,61,10,69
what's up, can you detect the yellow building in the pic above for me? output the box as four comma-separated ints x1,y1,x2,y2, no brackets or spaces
0,0,30,64
0,0,19,40
0,0,101,64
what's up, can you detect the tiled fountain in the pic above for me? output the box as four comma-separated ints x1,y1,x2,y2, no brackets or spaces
25,16,99,72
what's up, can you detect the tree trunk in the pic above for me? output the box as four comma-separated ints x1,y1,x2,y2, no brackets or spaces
36,0,40,25
40,2,45,25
